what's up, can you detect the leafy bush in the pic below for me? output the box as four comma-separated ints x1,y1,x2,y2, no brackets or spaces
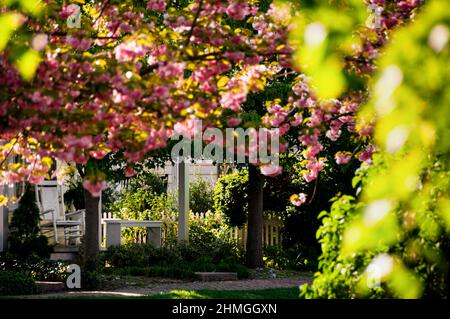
190,178,214,213
103,241,249,279
125,168,167,195
213,169,248,226
8,184,52,259
189,211,232,247
264,244,319,271
111,190,178,244
111,177,233,246
0,270,38,296
301,159,450,299
299,196,366,299
0,254,67,281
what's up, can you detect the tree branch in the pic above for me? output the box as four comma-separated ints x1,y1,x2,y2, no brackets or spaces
306,174,319,205
92,0,111,27
49,32,121,40
184,0,204,47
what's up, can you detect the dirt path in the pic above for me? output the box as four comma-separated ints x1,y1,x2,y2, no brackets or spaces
19,276,312,298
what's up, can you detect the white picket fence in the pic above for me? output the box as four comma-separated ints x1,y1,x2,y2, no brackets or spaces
101,212,283,248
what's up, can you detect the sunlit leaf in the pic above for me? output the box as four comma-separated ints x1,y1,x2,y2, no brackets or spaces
19,0,44,16
0,12,24,51
15,49,41,81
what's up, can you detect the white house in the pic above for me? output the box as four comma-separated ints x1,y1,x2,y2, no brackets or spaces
0,160,219,254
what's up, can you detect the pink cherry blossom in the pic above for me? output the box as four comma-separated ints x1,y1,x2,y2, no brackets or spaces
174,118,197,139
224,51,245,62
89,150,108,160
303,172,316,183
2,172,23,184
260,164,283,177
335,152,352,165
66,36,92,51
227,117,241,127
225,1,251,21
358,145,376,163
114,41,147,62
59,5,78,19
157,62,185,79
220,91,246,111
199,81,217,93
290,193,307,206
28,174,45,184
83,180,108,198
153,85,169,98
147,0,166,12
124,166,137,177
290,113,303,127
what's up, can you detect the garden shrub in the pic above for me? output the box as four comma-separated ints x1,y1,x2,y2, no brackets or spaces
125,165,167,195
111,190,178,244
103,240,249,279
300,158,450,299
0,270,38,296
111,177,233,247
263,244,319,271
189,211,232,248
8,184,52,259
213,169,248,226
190,178,214,214
105,243,162,268
299,196,367,299
0,254,67,281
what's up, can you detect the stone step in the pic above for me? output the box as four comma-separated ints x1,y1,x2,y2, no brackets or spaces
50,252,78,262
194,272,238,282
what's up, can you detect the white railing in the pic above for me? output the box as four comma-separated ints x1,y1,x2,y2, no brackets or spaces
101,212,283,248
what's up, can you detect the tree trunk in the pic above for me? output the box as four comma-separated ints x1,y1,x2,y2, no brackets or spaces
83,189,100,262
245,164,264,269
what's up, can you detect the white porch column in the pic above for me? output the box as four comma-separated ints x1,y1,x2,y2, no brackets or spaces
98,192,102,250
177,160,189,242
0,183,15,252
0,204,8,252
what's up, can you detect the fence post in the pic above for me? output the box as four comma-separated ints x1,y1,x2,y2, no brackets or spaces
177,160,189,242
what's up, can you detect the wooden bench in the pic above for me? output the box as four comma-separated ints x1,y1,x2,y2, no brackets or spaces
103,220,162,248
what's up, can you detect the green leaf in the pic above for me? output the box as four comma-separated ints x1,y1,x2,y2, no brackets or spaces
19,0,44,16
15,49,41,81
0,12,24,52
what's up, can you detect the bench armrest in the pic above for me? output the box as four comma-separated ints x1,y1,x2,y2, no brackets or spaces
65,209,85,217
40,209,54,217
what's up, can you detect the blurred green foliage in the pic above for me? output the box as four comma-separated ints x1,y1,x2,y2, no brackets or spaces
300,0,450,299
289,0,368,98
0,0,45,80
